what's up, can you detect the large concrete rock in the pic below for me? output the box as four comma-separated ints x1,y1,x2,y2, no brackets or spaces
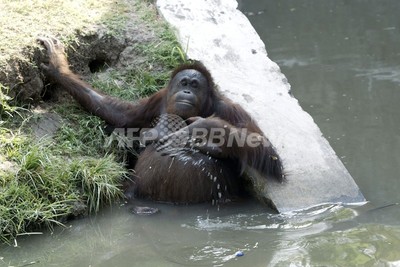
157,0,365,212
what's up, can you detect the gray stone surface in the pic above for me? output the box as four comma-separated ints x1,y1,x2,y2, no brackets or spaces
157,0,366,212
31,108,63,139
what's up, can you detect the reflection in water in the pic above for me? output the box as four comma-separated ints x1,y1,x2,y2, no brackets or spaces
0,202,363,266
271,223,400,266
1,202,400,266
2,1,400,266
355,66,400,84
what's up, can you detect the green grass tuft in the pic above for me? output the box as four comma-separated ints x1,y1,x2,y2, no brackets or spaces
71,155,127,213
0,136,127,244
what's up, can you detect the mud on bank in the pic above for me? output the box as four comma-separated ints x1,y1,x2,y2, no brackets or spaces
0,0,184,244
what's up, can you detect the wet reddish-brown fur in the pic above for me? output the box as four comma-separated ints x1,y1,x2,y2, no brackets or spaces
39,37,283,204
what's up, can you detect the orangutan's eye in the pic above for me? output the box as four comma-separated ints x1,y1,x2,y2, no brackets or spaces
180,79,188,86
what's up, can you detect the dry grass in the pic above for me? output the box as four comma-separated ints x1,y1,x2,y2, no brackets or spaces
0,0,129,66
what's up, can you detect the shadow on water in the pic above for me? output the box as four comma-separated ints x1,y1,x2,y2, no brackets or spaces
2,0,400,266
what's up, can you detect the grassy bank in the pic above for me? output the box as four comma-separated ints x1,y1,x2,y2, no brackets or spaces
0,0,184,244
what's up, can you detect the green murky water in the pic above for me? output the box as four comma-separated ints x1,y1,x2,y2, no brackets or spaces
2,1,400,266
2,201,400,266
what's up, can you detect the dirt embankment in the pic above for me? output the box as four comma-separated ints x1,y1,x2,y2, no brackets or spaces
1,10,157,104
